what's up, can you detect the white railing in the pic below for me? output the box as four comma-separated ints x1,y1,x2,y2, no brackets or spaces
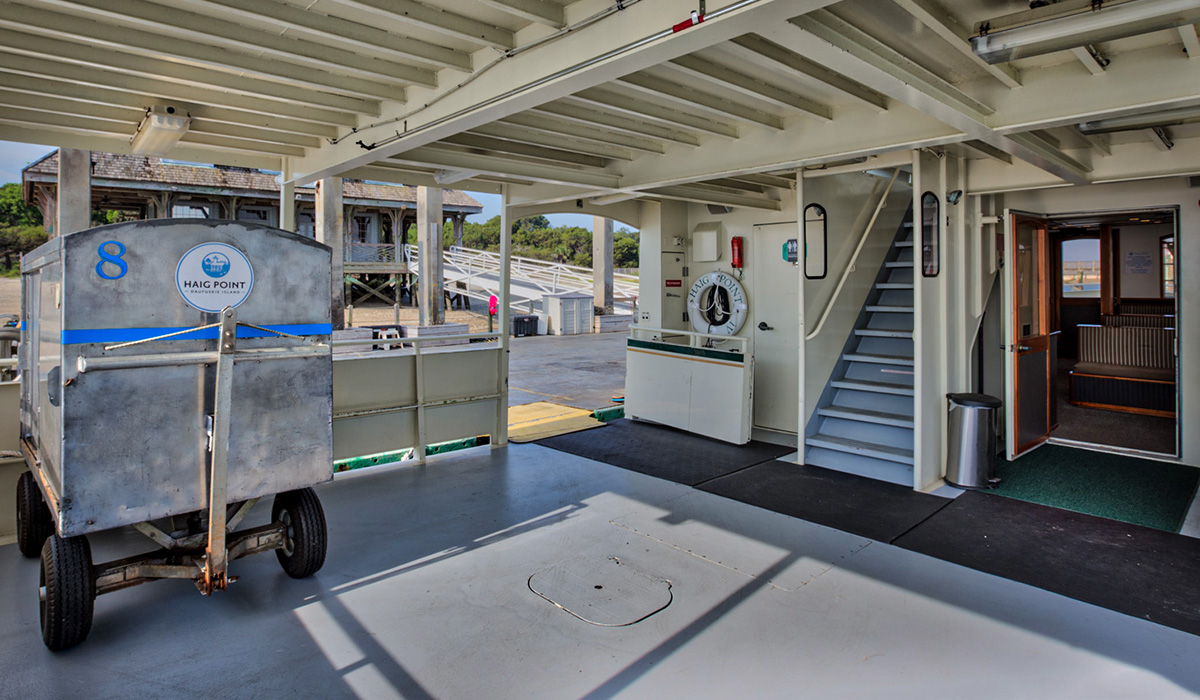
405,244,638,313
345,243,402,264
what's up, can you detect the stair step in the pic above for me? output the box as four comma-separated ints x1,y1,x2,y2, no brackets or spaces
895,240,914,248
843,353,914,366
866,305,914,313
876,282,913,290
855,329,912,339
805,434,915,465
831,378,914,396
818,406,915,428
884,261,911,268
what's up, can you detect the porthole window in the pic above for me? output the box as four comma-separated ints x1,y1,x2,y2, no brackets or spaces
921,191,939,277
804,204,827,279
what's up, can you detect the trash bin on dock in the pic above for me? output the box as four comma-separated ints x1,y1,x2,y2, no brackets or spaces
945,393,1003,490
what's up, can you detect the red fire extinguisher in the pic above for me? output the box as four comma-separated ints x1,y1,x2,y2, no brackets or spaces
731,236,744,269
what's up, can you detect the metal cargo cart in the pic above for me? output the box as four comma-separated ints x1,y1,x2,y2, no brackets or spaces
14,220,334,650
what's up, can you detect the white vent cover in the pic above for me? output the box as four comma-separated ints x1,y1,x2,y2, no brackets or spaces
691,221,724,262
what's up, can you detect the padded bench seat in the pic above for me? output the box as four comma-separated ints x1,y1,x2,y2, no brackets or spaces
1070,325,1175,417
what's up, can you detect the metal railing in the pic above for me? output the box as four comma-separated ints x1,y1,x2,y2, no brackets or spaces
405,244,638,313
629,325,750,355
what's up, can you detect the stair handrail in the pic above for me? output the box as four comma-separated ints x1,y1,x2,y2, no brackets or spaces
805,168,901,341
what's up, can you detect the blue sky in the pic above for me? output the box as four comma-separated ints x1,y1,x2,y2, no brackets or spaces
2,140,600,230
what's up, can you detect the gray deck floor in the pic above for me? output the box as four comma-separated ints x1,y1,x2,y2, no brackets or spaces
2,443,1199,699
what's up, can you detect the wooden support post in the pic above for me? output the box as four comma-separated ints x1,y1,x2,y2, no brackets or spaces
417,186,444,326
316,177,345,330
57,149,91,237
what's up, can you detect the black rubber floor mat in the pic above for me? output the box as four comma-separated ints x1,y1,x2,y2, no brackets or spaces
699,460,951,543
894,491,1200,636
535,419,792,486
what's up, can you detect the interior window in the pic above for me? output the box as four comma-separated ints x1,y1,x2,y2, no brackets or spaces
1162,236,1175,298
1061,238,1101,298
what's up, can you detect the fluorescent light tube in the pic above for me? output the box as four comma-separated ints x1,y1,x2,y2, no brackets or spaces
971,0,1200,64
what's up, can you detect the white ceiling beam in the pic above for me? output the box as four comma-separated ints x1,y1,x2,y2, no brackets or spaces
440,133,610,168
668,54,833,120
728,35,888,112
0,71,338,138
569,88,738,138
180,0,471,71
0,4,407,101
343,164,524,193
1070,46,1107,75
535,102,702,146
890,0,1021,88
468,122,635,161
1083,132,1112,157
617,72,785,129
475,0,564,29
1145,127,1174,151
643,185,782,210
0,54,359,127
433,169,484,185
386,148,622,189
617,100,961,192
0,123,283,169
589,192,642,206
726,173,795,189
499,113,666,154
329,0,514,50
32,0,438,88
182,132,306,157
289,0,840,183
1182,24,1200,58
0,28,379,115
957,140,1012,164
762,14,1092,185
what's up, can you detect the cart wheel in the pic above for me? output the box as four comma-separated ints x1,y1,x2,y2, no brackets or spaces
272,488,327,579
17,471,55,558
40,534,95,651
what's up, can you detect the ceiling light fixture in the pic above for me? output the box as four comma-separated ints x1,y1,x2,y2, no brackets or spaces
130,106,190,156
1077,105,1200,134
971,0,1200,64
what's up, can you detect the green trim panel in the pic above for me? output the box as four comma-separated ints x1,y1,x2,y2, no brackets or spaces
627,338,745,363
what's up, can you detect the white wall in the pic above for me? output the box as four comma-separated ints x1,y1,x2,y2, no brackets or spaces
1117,223,1172,299
1004,177,1194,465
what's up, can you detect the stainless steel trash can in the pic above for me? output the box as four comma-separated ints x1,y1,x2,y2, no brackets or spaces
945,393,1003,489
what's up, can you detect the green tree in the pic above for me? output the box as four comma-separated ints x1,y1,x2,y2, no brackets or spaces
0,183,41,227
613,237,639,268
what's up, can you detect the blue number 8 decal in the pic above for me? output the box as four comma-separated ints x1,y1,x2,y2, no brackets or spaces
96,240,128,280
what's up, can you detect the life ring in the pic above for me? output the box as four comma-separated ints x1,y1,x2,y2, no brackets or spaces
687,271,748,336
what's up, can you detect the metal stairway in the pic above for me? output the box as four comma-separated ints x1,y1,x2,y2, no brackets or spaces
805,213,916,486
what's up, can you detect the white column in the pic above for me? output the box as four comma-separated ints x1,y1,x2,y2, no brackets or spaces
417,186,444,326
56,149,91,237
592,216,614,315
316,177,345,329
496,185,512,446
794,172,807,464
279,158,296,231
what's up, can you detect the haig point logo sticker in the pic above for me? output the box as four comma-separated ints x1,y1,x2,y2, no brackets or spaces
176,243,254,313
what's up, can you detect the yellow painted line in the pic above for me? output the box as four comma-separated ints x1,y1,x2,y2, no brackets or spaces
509,387,576,402
628,347,744,368
507,401,604,443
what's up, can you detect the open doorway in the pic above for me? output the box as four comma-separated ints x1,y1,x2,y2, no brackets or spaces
1047,209,1178,456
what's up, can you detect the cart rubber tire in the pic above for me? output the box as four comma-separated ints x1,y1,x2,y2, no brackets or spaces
40,534,95,651
272,488,327,579
17,471,54,558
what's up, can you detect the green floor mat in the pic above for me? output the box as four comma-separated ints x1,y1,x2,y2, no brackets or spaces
991,444,1200,532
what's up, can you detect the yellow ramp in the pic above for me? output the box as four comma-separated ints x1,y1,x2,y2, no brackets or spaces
508,401,604,443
